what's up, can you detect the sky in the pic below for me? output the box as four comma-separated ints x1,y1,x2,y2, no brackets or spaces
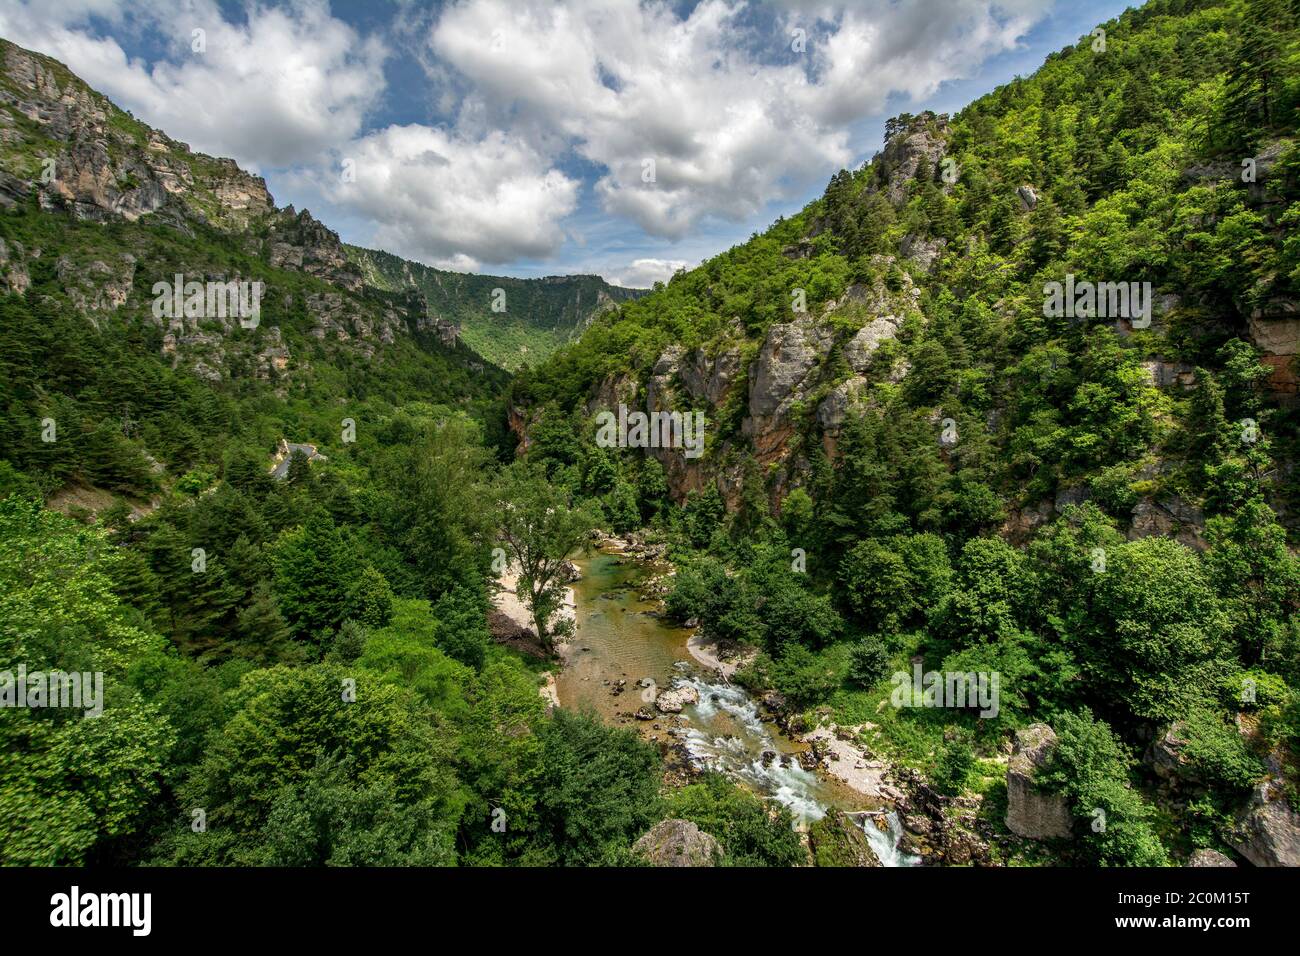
0,0,1133,286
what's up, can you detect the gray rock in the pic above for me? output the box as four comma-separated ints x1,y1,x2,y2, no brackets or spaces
1187,849,1236,867
1129,496,1207,551
900,232,946,272
746,317,834,420
844,316,902,373
1005,723,1074,840
1227,783,1300,867
817,376,866,431
678,346,740,406
654,684,700,714
1145,721,1193,782
1054,483,1091,513
633,819,721,867
879,113,950,206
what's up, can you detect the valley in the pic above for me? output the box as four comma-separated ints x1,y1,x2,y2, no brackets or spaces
2,0,1300,880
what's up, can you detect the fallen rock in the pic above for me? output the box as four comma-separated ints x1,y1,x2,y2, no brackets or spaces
809,813,882,867
654,684,700,714
1005,723,1074,840
1227,782,1300,867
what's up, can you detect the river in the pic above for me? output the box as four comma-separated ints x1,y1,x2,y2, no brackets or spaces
555,548,919,866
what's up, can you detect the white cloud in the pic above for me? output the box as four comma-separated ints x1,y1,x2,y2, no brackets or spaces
327,124,579,269
604,257,691,289
0,0,387,171
427,0,1054,239
0,0,1058,271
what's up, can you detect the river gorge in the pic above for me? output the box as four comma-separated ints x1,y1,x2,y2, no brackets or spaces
553,545,918,867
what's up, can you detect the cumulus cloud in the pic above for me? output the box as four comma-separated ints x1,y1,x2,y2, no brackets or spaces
0,0,387,170
427,0,1054,238
604,258,691,289
0,0,1058,271
326,124,579,269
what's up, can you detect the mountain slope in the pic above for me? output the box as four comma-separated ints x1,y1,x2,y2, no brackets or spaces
516,0,1300,533
506,0,1300,866
346,244,644,371
0,35,518,500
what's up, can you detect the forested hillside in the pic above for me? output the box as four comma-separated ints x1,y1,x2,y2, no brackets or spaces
347,244,644,371
0,36,806,868
509,0,1300,865
4,0,1300,871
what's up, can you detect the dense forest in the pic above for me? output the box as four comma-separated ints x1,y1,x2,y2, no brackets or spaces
509,0,1300,865
3,0,1300,869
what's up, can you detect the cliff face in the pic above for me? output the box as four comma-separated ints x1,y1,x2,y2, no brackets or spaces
523,115,940,510
0,40,273,230
0,37,499,388
513,91,1297,547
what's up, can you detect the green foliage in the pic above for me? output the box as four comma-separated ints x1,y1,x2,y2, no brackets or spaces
1041,709,1169,867
1179,705,1266,792
348,565,395,629
430,585,491,671
533,710,662,866
0,497,175,864
161,663,464,865
768,644,842,710
847,635,892,689
664,773,805,866
1079,537,1233,723
932,728,977,796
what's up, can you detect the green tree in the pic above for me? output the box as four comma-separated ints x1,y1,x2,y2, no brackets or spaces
495,463,598,653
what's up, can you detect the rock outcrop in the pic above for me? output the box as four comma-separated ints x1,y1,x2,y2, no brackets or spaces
809,813,882,867
879,112,950,206
632,819,721,867
1247,295,1300,395
1,40,272,230
267,207,364,292
1227,781,1300,867
1005,724,1074,840
1145,721,1194,782
1128,495,1207,551
742,316,834,462
0,236,31,294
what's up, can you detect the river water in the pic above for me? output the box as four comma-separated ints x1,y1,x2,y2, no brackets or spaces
556,549,918,866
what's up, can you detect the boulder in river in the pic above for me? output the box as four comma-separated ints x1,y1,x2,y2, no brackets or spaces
1005,723,1074,840
633,819,722,867
655,684,700,714
809,813,881,867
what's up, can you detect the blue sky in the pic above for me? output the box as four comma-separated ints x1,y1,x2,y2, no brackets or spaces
0,0,1132,285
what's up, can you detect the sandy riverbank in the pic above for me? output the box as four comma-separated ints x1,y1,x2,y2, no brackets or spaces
490,562,576,647
491,562,576,709
685,633,758,681
802,725,896,800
